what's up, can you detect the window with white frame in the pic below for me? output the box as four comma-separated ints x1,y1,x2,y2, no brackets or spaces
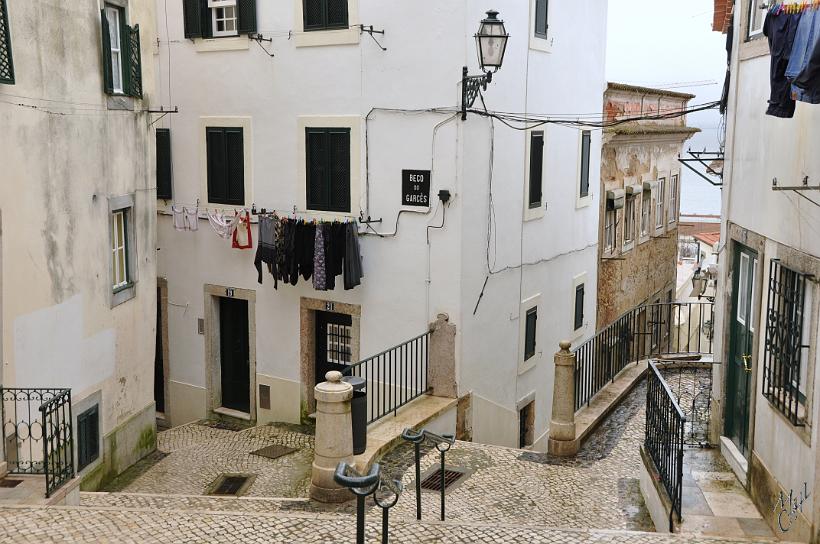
655,177,666,229
641,190,651,237
604,208,616,252
748,0,766,38
326,322,352,365
209,0,238,37
111,209,130,290
668,174,678,224
104,5,124,93
624,195,636,245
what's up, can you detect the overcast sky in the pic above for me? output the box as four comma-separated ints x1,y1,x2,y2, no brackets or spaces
606,0,726,214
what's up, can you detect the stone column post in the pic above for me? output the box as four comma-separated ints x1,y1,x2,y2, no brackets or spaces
427,313,457,398
548,341,579,456
310,371,354,503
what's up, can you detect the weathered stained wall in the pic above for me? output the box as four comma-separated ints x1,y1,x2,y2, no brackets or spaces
597,84,697,328
0,0,158,487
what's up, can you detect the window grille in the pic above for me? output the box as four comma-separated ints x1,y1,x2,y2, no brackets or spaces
0,0,15,85
762,259,812,426
326,323,352,365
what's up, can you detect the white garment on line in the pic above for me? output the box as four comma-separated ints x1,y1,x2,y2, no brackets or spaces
184,207,199,231
171,205,186,231
207,210,240,239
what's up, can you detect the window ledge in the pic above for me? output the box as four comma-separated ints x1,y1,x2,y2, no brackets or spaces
529,34,553,53
106,95,135,111
112,283,136,308
739,37,768,61
195,36,249,52
518,355,540,376
576,194,593,209
524,204,546,222
622,241,636,253
295,27,360,48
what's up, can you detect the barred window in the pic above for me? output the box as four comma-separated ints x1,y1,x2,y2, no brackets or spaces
762,259,813,425
0,0,14,85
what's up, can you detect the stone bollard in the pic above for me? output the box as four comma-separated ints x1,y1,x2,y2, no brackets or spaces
427,313,457,398
310,371,355,503
548,341,579,456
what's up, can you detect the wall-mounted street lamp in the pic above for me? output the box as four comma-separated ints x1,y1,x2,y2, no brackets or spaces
461,10,510,120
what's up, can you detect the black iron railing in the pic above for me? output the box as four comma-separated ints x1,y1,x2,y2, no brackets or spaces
660,365,714,447
574,301,714,411
344,332,430,425
1,388,74,497
645,363,685,532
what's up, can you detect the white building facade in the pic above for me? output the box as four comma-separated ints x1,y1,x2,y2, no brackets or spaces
0,0,159,490
155,0,607,450
713,0,820,539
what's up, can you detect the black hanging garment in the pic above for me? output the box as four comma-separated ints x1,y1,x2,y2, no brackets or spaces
343,223,364,290
764,11,803,118
254,215,277,287
299,222,316,281
287,220,300,286
324,222,345,290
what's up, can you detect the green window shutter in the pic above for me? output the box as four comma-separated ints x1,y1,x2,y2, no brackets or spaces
237,0,257,34
574,284,585,331
326,0,349,29
328,129,351,212
225,128,245,205
524,308,537,361
126,25,142,98
534,0,548,38
77,405,100,471
528,131,544,208
183,0,203,38
207,128,228,204
0,0,14,85
100,9,114,94
156,129,173,200
580,130,591,197
306,128,329,210
200,0,213,38
207,127,244,205
303,0,325,31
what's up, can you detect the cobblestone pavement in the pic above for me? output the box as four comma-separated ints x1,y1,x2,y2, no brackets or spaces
375,380,654,531
103,422,314,498
0,505,785,543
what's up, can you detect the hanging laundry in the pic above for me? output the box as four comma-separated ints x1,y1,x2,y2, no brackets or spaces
232,211,253,250
764,9,804,118
786,8,820,103
299,222,317,281
208,210,240,239
343,222,364,290
172,205,186,231
254,214,277,286
313,224,327,291
184,207,199,231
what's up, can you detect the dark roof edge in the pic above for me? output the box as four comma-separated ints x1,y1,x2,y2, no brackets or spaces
606,82,697,100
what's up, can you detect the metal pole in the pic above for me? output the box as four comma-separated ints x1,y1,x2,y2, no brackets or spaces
414,442,421,520
461,66,468,120
440,449,445,521
356,494,366,544
381,506,389,544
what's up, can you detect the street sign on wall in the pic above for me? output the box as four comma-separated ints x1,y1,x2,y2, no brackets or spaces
402,170,431,207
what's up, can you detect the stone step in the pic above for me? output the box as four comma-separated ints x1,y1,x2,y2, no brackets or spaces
79,491,320,515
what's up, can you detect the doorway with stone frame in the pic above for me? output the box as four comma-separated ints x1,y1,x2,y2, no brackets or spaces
204,284,257,423
299,297,360,419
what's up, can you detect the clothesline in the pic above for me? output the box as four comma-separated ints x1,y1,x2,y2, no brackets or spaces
769,1,820,14
166,200,359,222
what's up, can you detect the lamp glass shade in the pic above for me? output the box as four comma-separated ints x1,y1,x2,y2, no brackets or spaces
475,10,509,71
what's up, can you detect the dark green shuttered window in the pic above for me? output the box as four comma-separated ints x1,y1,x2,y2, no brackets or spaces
574,284,585,331
183,0,257,39
156,129,173,200
524,307,538,361
534,0,549,39
0,0,14,85
303,0,349,31
100,4,142,97
77,405,100,471
579,131,591,197
528,131,544,209
306,128,351,213
207,127,245,205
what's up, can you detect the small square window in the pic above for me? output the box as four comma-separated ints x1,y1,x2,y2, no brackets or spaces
748,0,765,38
77,405,100,471
524,307,538,361
210,0,238,37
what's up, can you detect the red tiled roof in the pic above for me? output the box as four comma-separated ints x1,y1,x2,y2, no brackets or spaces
694,231,721,246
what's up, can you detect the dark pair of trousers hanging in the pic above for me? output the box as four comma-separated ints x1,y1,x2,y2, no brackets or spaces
765,11,803,118
344,223,363,290
254,215,277,287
